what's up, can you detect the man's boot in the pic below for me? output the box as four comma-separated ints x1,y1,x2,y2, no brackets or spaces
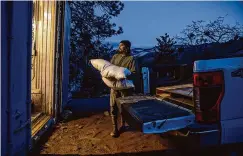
110,116,119,138
119,116,126,133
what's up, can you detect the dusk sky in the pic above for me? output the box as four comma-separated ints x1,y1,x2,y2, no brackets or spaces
106,1,243,47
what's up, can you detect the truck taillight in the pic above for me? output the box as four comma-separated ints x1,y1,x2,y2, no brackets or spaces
193,71,224,123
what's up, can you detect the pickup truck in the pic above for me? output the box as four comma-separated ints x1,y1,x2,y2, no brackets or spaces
116,57,243,151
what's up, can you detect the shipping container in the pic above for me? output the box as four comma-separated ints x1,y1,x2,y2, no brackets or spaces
1,1,71,155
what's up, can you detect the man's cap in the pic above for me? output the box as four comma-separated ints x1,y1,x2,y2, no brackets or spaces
120,40,131,48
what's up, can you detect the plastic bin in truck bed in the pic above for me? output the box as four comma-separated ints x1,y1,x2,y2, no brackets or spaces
116,95,195,134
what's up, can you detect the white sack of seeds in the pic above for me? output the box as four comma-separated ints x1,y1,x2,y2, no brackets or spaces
90,59,131,80
102,77,134,90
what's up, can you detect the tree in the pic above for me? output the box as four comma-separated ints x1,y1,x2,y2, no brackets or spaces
69,1,124,92
155,33,177,63
176,15,243,46
156,33,177,52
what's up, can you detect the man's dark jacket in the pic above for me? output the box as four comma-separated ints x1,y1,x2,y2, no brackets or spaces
110,53,138,85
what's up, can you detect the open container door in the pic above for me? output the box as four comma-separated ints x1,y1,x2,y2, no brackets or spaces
117,95,195,134
1,1,32,155
61,1,71,111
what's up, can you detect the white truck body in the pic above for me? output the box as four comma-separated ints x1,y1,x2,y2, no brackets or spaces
131,56,243,147
194,57,243,144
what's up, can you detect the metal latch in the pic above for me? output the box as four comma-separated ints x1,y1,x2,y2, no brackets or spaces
13,110,23,120
14,119,31,134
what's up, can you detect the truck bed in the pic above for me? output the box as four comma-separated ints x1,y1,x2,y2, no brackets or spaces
116,95,195,134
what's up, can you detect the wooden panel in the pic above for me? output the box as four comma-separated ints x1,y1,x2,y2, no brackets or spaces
31,1,57,115
42,1,47,112
156,83,193,91
156,84,193,97
48,1,56,114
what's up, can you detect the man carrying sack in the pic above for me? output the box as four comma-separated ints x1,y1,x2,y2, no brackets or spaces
109,40,138,138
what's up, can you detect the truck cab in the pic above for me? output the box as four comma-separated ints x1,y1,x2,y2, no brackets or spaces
116,56,243,148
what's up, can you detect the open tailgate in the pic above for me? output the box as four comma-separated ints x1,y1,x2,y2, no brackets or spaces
116,95,195,134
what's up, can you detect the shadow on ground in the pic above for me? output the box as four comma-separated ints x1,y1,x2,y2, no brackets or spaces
69,97,110,114
63,96,110,122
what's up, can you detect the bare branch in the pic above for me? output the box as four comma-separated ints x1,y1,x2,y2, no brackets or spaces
176,15,243,46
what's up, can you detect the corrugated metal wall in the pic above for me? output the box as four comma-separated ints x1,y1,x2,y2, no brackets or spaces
31,1,57,115
1,2,9,155
1,1,32,155
1,1,70,154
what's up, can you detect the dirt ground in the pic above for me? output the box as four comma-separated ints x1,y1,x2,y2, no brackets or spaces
31,96,242,156
37,112,179,156
33,112,243,156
